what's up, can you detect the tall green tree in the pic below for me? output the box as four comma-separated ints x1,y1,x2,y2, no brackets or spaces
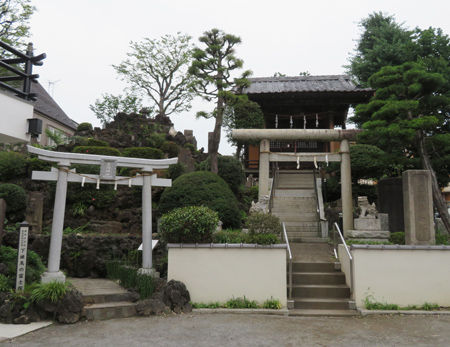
113,33,195,120
89,93,146,126
355,62,450,232
223,95,264,158
0,0,34,48
189,28,251,173
347,12,414,88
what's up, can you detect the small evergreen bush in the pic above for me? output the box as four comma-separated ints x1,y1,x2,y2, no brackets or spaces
389,232,405,245
31,281,68,303
212,229,247,243
87,138,109,147
246,213,282,236
73,146,121,156
198,156,244,194
225,297,258,309
0,246,45,287
161,141,179,158
0,151,27,181
0,183,27,219
77,122,93,132
159,171,241,228
160,206,219,243
167,163,186,180
122,147,163,159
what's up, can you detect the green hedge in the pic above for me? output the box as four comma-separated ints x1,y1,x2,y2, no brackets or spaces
197,156,244,194
87,138,109,147
168,163,186,180
73,146,121,156
246,213,282,236
0,151,27,181
77,122,93,132
160,206,219,243
159,171,241,228
0,183,27,215
161,141,179,158
122,147,164,159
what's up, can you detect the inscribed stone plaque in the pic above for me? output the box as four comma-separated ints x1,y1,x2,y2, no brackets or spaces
100,159,117,180
25,192,44,233
402,170,434,245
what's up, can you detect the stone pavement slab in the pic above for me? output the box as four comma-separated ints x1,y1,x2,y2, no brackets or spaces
69,278,127,296
0,321,52,342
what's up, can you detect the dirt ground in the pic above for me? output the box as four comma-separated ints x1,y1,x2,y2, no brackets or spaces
4,313,450,346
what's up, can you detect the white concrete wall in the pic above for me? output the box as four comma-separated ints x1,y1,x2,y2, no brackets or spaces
168,247,287,307
351,247,450,307
0,91,33,143
337,244,352,289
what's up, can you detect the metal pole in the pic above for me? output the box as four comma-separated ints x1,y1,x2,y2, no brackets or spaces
140,172,155,276
42,166,68,283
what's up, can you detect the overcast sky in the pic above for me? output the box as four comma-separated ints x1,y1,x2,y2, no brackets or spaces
28,0,450,154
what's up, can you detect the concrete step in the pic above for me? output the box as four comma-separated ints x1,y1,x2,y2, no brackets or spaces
291,284,350,298
272,205,318,213
288,309,358,317
272,212,319,222
82,292,135,305
292,262,337,272
291,272,346,285
84,301,137,321
286,231,320,238
274,189,315,198
292,298,351,310
289,237,328,243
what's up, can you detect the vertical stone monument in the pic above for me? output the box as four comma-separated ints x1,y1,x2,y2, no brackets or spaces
25,192,44,233
403,170,435,245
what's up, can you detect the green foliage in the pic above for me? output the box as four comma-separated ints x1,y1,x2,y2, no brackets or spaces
30,281,68,303
159,171,241,228
45,128,64,147
212,229,247,243
246,213,282,236
198,156,245,194
122,147,163,159
71,202,87,217
87,138,109,147
89,93,144,126
0,274,11,292
364,296,440,311
225,297,258,309
26,155,51,173
0,151,27,181
159,206,219,243
63,223,90,235
167,163,186,180
0,246,45,287
349,144,386,179
76,122,93,132
346,240,392,245
136,274,155,299
118,265,138,289
249,233,280,245
263,298,282,309
105,259,122,280
191,302,222,309
67,184,116,210
160,141,179,158
0,183,26,218
436,231,449,245
0,0,34,48
113,33,194,118
389,232,405,245
73,146,121,157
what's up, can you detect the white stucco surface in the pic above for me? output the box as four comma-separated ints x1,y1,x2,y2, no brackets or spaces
349,247,450,307
0,91,33,143
168,247,287,307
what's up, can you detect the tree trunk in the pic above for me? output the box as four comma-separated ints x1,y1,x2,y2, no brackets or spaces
210,93,224,174
416,130,450,233
235,143,242,159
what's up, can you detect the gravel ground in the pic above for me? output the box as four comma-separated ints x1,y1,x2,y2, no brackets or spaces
4,313,450,346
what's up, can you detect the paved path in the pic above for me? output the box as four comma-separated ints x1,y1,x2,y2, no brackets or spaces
3,313,450,346
69,278,126,296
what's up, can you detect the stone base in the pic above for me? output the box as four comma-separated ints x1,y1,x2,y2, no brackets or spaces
138,268,160,278
41,271,66,283
349,238,390,243
347,230,390,239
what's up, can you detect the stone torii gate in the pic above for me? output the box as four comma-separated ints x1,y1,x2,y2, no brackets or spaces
27,145,177,283
232,129,358,233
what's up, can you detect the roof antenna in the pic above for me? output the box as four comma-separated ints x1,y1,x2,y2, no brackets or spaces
47,80,61,97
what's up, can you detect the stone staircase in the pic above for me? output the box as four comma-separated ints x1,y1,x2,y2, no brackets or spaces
272,171,324,243
70,278,137,320
288,262,356,316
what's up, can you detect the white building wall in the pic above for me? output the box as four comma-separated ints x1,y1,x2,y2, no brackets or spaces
0,90,33,143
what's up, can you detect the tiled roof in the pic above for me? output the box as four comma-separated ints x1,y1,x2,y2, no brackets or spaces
243,75,372,94
31,82,78,130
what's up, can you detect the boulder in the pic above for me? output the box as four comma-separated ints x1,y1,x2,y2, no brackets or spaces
162,280,190,313
56,289,84,324
136,298,170,316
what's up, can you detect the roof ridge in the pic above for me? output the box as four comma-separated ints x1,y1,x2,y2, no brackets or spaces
249,75,350,82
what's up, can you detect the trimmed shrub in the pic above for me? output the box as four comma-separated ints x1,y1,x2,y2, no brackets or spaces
168,163,186,180
198,156,244,193
73,146,121,156
0,246,45,288
77,122,93,132
87,138,108,147
26,156,52,173
0,151,27,181
160,206,219,243
250,233,280,245
161,141,179,158
212,229,247,243
389,232,405,245
159,171,241,228
122,147,164,159
246,213,282,236
0,183,27,215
